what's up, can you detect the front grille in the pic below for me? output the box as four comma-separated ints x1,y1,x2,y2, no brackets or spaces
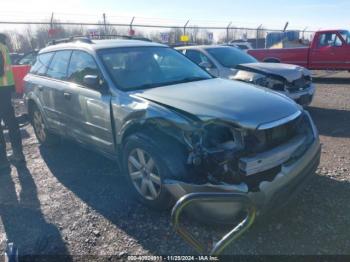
244,113,313,153
288,75,312,93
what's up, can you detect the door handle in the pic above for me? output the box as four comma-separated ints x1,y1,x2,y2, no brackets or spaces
63,92,72,100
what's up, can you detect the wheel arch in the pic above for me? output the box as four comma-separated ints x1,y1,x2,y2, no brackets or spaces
263,57,281,63
119,119,188,151
27,97,49,128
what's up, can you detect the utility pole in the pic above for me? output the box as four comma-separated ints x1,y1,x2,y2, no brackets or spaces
103,13,107,36
302,27,308,40
183,20,189,35
183,20,190,45
256,24,262,49
49,12,54,39
226,22,232,43
50,12,54,30
129,16,135,36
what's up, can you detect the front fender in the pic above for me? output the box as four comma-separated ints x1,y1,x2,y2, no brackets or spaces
111,93,197,147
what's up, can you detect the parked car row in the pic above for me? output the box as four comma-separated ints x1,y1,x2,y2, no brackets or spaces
23,37,320,223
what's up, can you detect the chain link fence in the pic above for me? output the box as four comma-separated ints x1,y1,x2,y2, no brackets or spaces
0,13,316,52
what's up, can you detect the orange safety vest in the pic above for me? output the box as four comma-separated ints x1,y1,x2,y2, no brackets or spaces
0,43,15,87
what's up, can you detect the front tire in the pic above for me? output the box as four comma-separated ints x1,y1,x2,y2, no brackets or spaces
31,105,60,146
122,132,187,210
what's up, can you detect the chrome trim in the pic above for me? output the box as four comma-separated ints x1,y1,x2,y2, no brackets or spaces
257,110,302,130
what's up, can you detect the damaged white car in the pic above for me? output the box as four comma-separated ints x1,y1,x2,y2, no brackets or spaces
177,45,315,106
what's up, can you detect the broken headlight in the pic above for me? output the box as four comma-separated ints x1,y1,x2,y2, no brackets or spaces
202,123,244,153
255,76,286,91
197,124,245,184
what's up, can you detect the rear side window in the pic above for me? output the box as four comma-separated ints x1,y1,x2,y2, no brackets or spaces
46,50,72,80
30,52,54,76
67,51,99,86
318,33,343,47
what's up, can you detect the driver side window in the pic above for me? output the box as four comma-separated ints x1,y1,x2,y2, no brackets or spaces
67,51,100,87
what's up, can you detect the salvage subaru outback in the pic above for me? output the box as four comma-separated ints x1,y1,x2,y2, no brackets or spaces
24,38,320,223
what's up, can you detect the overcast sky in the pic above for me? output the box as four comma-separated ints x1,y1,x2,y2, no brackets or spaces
0,0,349,31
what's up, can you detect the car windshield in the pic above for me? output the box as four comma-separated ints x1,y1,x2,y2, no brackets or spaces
99,46,212,91
340,30,350,44
206,47,257,68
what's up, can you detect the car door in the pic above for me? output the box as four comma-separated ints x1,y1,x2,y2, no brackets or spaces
184,49,220,76
42,50,72,135
309,32,346,69
64,50,114,154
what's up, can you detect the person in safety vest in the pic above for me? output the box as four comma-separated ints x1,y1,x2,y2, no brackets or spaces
0,33,25,171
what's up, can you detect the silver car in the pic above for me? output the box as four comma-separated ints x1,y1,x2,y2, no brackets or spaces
24,38,320,223
177,45,316,106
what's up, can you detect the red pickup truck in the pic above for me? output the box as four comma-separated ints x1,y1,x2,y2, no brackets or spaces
248,30,350,70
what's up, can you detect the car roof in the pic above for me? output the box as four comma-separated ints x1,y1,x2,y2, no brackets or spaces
39,39,166,54
176,45,234,51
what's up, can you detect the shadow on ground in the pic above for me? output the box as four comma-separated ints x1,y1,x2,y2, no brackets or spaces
308,106,350,138
39,142,193,255
0,165,70,258
39,140,350,255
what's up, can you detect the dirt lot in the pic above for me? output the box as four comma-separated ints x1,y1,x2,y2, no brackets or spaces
0,71,349,258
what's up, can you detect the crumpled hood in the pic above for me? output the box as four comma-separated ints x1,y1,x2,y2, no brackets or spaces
237,62,310,82
134,78,300,130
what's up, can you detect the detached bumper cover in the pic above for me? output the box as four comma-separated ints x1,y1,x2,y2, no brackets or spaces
284,84,316,106
164,116,321,223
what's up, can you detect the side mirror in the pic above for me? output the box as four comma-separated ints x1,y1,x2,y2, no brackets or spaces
83,75,99,87
199,61,212,70
83,75,108,92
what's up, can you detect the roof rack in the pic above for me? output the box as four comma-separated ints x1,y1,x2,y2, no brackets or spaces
46,34,152,47
90,34,152,42
47,36,92,46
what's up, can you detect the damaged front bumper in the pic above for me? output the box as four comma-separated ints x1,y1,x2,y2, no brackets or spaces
284,84,316,106
164,117,321,224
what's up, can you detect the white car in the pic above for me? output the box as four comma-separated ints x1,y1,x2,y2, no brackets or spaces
177,45,315,106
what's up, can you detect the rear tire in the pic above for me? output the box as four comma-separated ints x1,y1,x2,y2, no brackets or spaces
122,132,187,210
30,105,60,146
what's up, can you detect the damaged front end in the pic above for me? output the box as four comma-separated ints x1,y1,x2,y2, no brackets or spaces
164,110,320,224
232,65,315,106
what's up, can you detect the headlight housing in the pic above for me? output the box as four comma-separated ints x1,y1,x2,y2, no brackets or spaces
232,70,286,91
255,76,286,91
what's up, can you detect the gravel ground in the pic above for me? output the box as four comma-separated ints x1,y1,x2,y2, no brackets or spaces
0,71,349,258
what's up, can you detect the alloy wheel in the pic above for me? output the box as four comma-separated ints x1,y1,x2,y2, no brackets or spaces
127,148,162,200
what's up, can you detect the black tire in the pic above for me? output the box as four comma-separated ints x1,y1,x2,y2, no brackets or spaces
122,132,187,210
30,105,60,146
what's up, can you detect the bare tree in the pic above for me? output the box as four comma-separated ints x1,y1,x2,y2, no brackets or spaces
169,27,183,44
